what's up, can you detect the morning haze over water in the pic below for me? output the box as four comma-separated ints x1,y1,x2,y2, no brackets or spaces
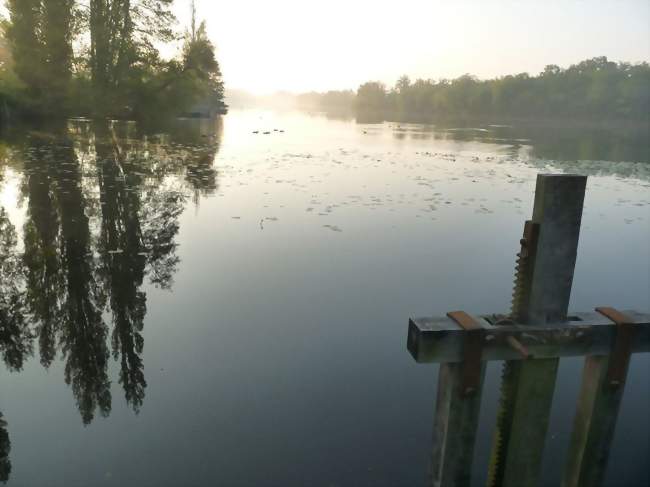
0,1,649,486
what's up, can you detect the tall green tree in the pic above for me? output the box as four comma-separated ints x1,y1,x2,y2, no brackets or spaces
180,0,226,114
5,0,44,100
5,0,75,114
356,81,387,112
184,1,218,75
41,0,75,111
88,0,176,113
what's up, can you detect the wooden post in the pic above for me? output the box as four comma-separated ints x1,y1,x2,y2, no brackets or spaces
526,175,587,325
489,174,587,487
562,355,628,486
430,363,486,487
427,312,490,486
563,308,636,486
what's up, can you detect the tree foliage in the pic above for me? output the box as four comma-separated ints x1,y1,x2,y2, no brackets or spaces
179,1,226,115
308,57,650,124
0,0,227,119
3,0,75,114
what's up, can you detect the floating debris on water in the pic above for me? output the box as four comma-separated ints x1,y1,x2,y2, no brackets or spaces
323,224,342,232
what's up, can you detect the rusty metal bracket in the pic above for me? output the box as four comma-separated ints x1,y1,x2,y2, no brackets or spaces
595,307,636,387
447,311,484,395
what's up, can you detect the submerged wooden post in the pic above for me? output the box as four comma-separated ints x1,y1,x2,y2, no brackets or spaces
428,311,488,486
563,308,636,487
430,362,485,486
488,174,587,487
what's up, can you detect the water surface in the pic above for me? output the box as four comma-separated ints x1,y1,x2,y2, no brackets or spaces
0,110,648,486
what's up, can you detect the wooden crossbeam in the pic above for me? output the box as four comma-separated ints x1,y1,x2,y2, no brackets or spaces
408,310,650,364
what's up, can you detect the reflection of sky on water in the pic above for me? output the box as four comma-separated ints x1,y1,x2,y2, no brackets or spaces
0,110,648,486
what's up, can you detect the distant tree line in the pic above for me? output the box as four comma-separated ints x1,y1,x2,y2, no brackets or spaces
0,0,227,120
296,89,356,113
298,57,650,124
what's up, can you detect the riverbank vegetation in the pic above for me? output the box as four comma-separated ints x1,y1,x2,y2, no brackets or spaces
297,57,650,125
0,0,226,122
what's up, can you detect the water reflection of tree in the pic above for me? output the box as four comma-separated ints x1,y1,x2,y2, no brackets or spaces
2,119,221,422
22,144,63,368
18,134,112,425
0,203,23,485
95,122,149,412
172,118,222,204
0,412,9,483
57,136,112,424
0,207,31,371
0,118,222,483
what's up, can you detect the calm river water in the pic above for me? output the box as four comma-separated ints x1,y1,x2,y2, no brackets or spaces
0,110,648,486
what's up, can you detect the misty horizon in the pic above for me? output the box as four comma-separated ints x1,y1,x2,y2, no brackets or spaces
174,0,649,94
224,55,649,97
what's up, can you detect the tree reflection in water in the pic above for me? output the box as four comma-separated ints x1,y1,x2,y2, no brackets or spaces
0,117,222,482
0,412,9,483
0,206,31,371
0,188,25,484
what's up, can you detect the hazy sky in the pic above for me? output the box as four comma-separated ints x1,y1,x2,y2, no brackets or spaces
172,0,649,94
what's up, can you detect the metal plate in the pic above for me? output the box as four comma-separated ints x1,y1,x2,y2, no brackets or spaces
447,311,484,395
447,311,483,331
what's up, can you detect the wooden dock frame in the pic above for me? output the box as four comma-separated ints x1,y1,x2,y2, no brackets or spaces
406,174,650,487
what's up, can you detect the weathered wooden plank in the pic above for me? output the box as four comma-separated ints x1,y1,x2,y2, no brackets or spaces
430,362,486,487
562,355,630,486
407,311,650,363
527,174,587,323
489,174,587,487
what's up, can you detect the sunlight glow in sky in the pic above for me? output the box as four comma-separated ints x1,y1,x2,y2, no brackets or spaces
172,0,650,94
